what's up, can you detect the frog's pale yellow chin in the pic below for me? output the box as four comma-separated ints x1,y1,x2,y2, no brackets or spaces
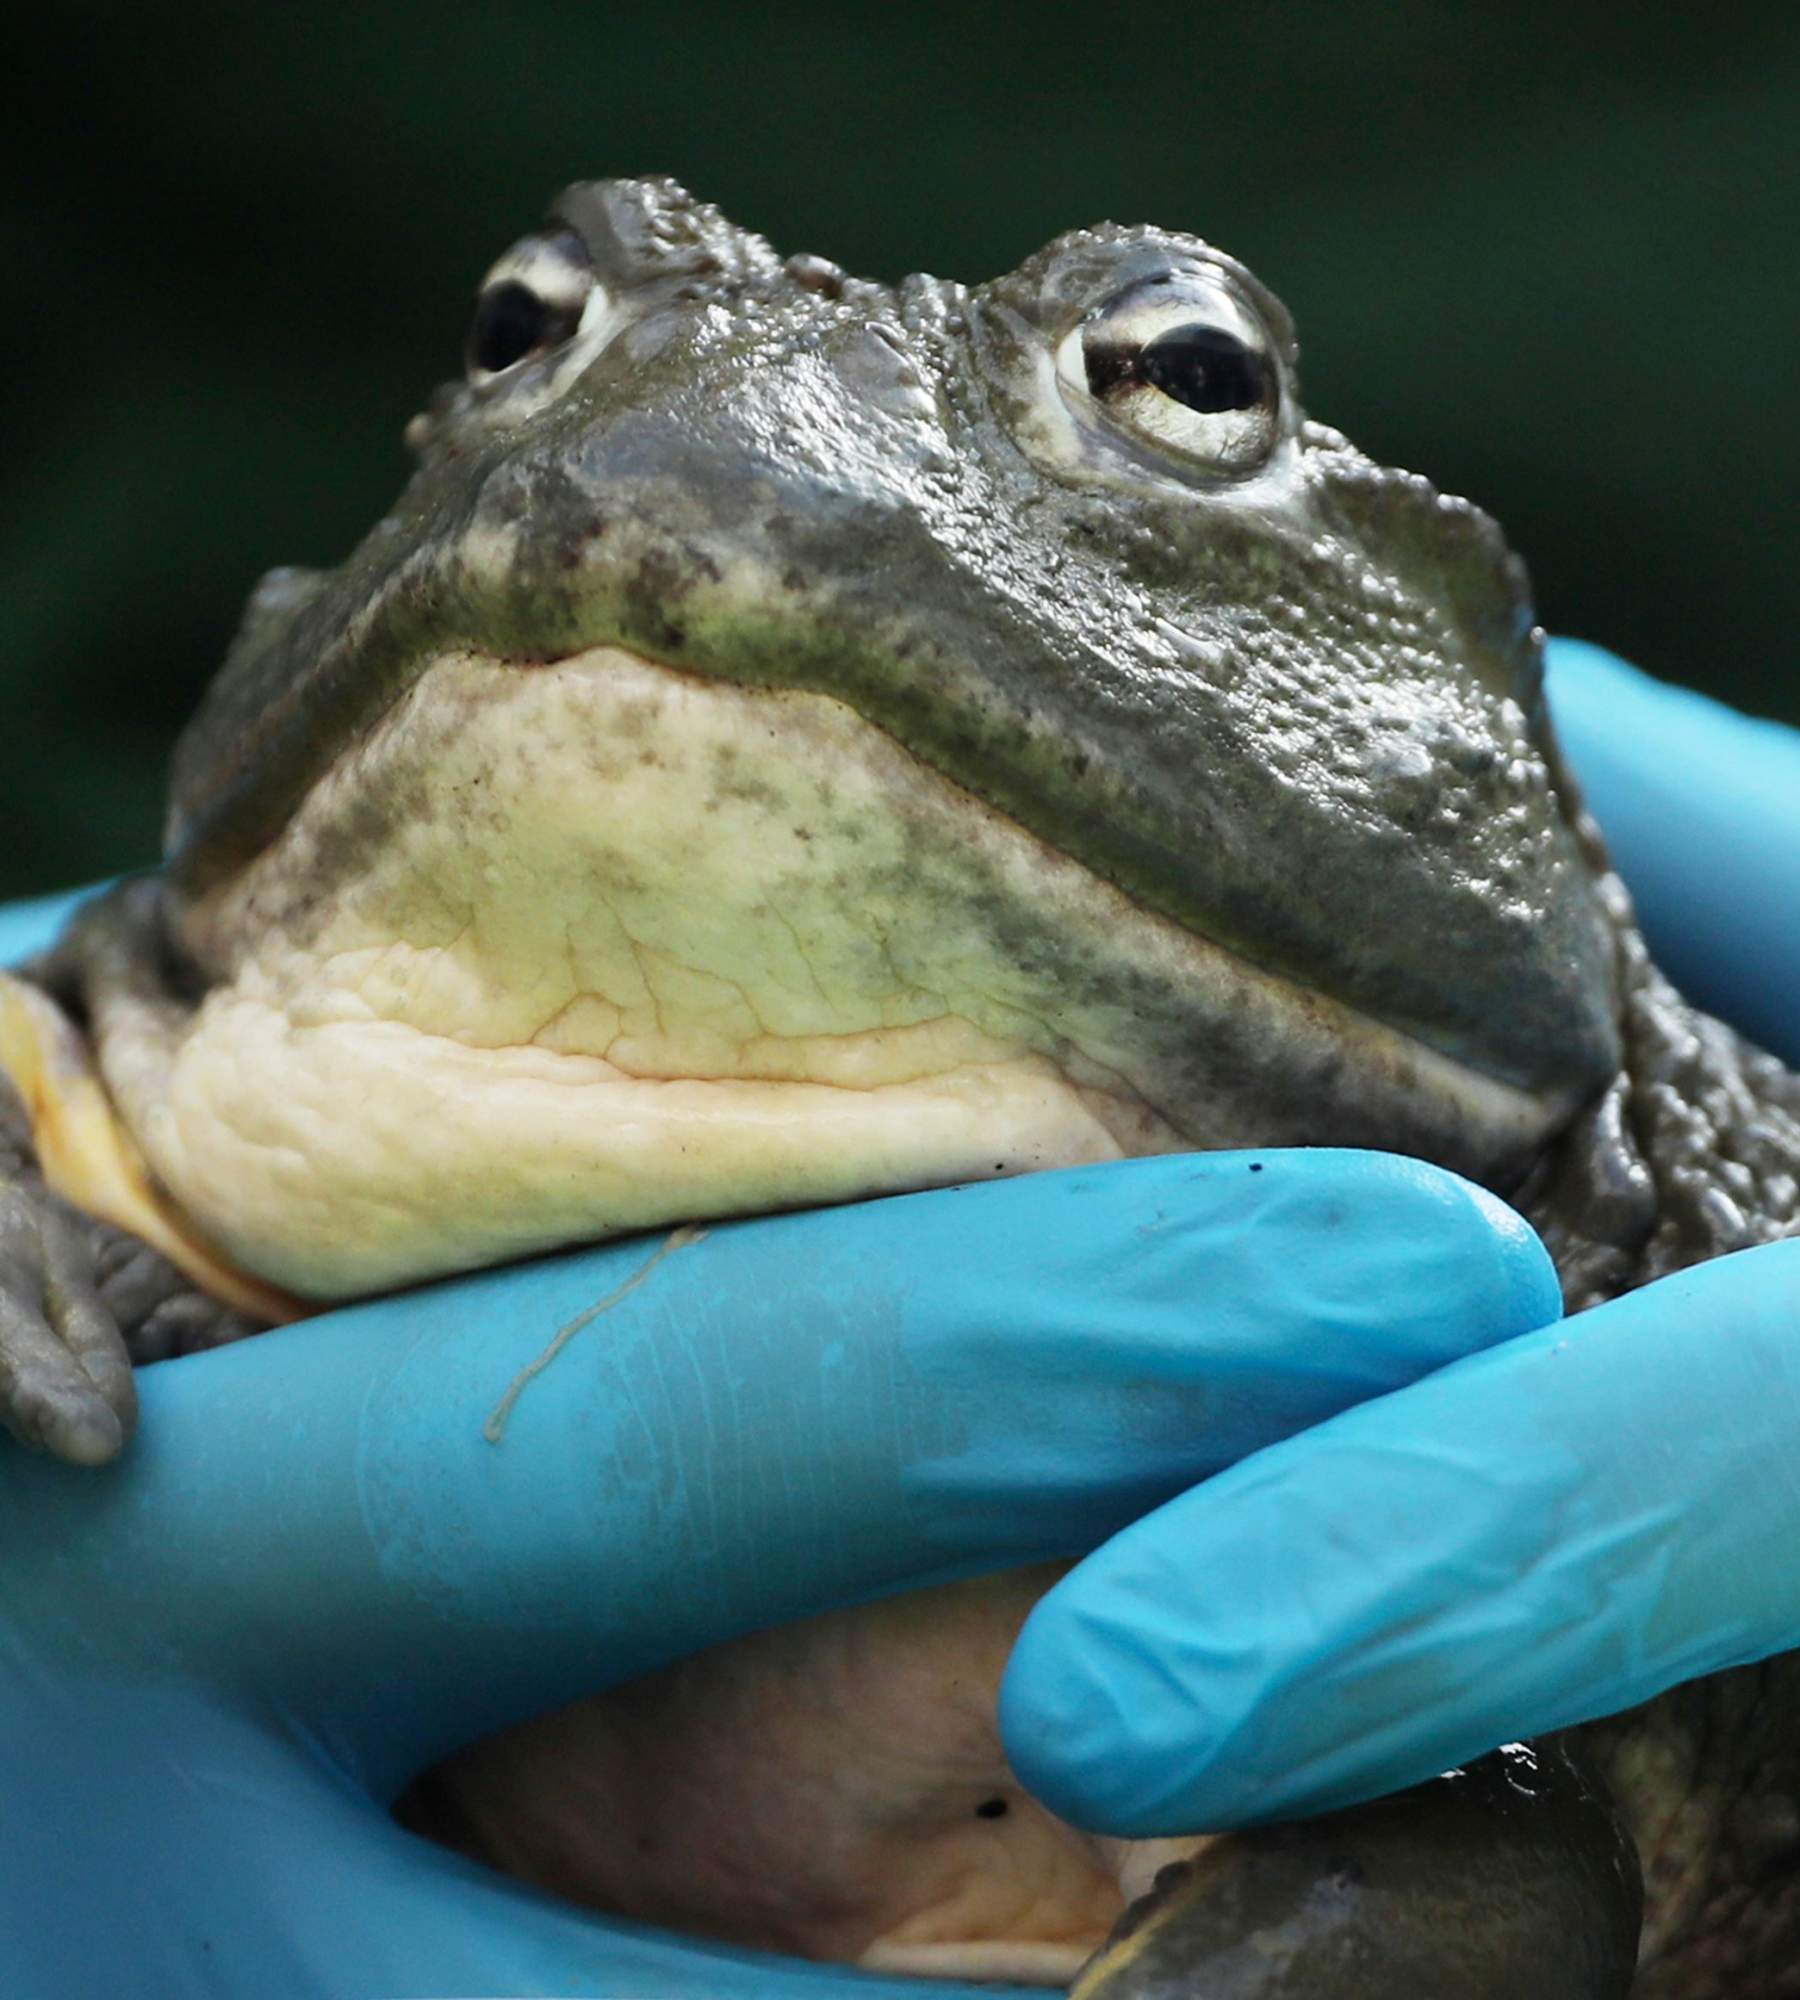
89,645,1568,1299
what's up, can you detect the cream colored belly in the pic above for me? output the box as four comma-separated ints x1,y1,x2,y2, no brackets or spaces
407,1566,1203,1983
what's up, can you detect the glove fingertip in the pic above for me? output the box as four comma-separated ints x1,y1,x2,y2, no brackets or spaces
1295,1150,1561,1347
1455,1179,1563,1339
999,1559,1221,1840
998,1590,1134,1834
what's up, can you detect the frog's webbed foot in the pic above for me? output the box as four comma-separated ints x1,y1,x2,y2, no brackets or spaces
0,1175,138,1464
1075,1740,1642,2000
0,1080,256,1465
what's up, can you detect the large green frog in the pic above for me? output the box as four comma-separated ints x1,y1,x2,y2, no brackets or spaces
3,178,1797,1996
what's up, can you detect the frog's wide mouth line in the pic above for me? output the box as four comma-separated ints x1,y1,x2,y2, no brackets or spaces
95,643,1573,1298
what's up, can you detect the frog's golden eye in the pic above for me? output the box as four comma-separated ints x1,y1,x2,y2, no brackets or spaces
465,227,597,380
1054,273,1281,474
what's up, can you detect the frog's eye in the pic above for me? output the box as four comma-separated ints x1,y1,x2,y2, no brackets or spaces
1054,273,1281,474
465,227,597,380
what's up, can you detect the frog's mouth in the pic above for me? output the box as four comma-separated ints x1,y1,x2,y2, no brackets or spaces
92,644,1581,1300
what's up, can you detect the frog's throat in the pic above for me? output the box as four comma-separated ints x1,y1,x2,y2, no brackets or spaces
0,975,302,1322
98,644,1571,1301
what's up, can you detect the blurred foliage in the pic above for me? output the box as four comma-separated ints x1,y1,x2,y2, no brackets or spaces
6,1,1796,896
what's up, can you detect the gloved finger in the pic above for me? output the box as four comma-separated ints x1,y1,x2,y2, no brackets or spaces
1547,637,1800,1065
1,1679,1003,2000
1000,1236,1800,1836
0,1148,1556,1797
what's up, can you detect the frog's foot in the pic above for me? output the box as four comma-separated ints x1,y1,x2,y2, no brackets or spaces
0,1072,257,1464
0,1174,137,1464
1073,1742,1643,2000
0,1184,262,1463
89,1219,261,1367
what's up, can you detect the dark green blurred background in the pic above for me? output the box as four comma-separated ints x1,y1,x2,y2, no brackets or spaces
9,3,1796,899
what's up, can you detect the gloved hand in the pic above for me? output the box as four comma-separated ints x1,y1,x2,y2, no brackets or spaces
1547,637,1800,1067
0,949,1554,2000
1001,639,1800,1837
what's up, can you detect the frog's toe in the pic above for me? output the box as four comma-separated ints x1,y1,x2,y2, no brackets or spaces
0,1189,136,1465
91,1231,258,1363
127,1289,259,1365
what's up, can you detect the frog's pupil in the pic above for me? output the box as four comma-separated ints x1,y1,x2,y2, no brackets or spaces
1139,324,1267,414
470,281,552,374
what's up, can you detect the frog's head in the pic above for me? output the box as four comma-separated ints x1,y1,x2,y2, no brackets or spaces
141,178,1619,1295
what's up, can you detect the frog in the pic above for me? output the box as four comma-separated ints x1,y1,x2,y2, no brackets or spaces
2,176,1797,1997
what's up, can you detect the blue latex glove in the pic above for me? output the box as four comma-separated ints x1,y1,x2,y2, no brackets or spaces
1002,640,1800,1835
0,869,1554,2000
1546,638,1800,1067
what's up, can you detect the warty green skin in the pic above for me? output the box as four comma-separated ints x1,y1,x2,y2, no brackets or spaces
11,178,1800,1996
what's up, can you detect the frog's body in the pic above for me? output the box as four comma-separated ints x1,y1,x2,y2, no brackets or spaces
3,178,1796,1996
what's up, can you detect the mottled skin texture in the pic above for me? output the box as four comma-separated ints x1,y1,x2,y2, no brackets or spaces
3,179,1797,1993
